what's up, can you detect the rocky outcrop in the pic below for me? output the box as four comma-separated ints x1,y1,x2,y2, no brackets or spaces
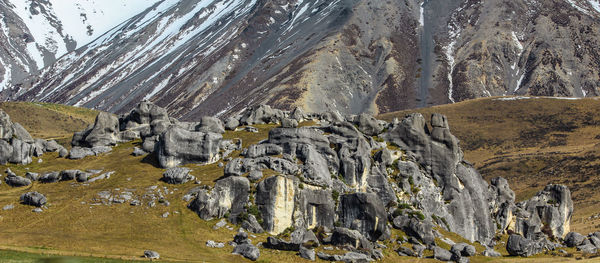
338,193,390,242
72,112,119,147
506,234,543,257
0,109,65,165
256,175,297,235
188,176,249,221
157,126,222,168
383,113,496,243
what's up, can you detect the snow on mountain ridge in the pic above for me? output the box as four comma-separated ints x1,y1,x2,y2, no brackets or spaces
7,0,160,67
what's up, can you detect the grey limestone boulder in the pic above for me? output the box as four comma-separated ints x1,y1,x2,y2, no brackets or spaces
514,184,573,240
240,104,284,125
392,215,435,246
5,174,32,187
0,109,14,140
356,113,384,136
451,243,477,257
39,172,60,183
25,172,39,181
299,246,316,261
188,176,249,221
330,227,373,251
12,123,33,143
60,170,80,181
433,246,453,261
196,116,225,134
482,247,502,257
162,167,194,184
296,188,335,230
20,192,47,207
242,214,264,234
506,234,542,257
383,113,496,244
157,126,222,168
232,243,260,261
338,193,390,241
224,117,240,130
72,112,119,147
68,146,96,160
565,232,586,247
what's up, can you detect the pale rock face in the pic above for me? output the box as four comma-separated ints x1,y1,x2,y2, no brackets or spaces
256,175,296,235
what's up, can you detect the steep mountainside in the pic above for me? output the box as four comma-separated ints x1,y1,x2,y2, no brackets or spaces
2,0,600,119
0,0,160,90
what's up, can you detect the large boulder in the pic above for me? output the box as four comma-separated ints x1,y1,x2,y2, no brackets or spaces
157,126,222,168
297,188,335,230
506,234,543,257
8,139,33,164
267,128,336,187
188,176,249,221
392,215,436,246
0,109,14,140
122,101,169,129
232,243,260,261
11,123,33,143
330,227,373,251
72,112,120,147
565,232,586,247
240,104,284,125
20,192,47,207
356,113,384,136
196,116,225,134
338,193,390,241
256,175,297,234
5,174,32,187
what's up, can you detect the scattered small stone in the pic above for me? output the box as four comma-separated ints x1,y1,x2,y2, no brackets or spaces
244,126,259,133
162,212,170,218
207,240,225,248
32,208,43,213
3,204,14,210
214,219,227,230
130,200,141,206
143,250,160,259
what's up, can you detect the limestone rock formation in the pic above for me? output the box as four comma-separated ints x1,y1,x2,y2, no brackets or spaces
157,126,222,168
72,112,120,147
188,176,249,221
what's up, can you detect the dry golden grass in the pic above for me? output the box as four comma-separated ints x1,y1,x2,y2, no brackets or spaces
0,101,97,146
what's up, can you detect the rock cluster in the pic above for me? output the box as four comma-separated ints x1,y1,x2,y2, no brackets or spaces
0,109,68,165
178,105,576,262
68,101,237,168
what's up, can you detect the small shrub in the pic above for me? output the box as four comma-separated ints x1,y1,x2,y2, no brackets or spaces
332,190,340,202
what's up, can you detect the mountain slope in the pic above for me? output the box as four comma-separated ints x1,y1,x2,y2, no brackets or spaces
0,0,160,90
3,0,600,120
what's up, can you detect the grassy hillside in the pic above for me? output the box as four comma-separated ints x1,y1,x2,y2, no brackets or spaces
0,99,599,262
0,102,97,146
380,96,600,234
